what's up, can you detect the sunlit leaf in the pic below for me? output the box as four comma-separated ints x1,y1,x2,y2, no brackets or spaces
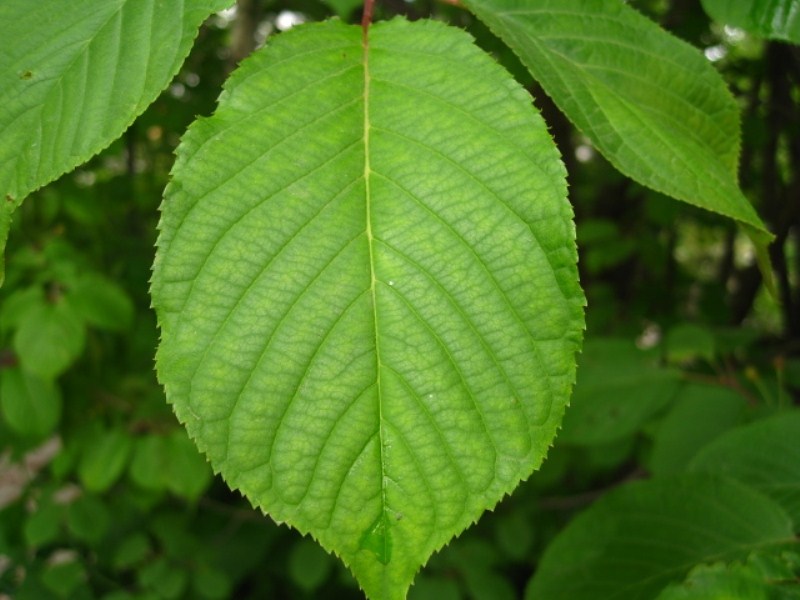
462,0,770,236
0,0,233,280
152,18,584,599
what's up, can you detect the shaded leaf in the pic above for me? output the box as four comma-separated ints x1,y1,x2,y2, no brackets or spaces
77,427,133,492
13,300,85,378
0,366,62,439
526,475,794,600
648,382,746,476
152,18,583,600
689,411,800,524
559,338,681,445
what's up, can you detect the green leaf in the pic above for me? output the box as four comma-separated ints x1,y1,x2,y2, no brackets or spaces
558,338,681,445
0,366,62,438
69,274,135,332
526,475,794,600
151,18,584,600
461,0,770,235
655,555,795,600
289,538,335,592
689,411,800,524
701,0,800,43
13,299,85,378
648,382,746,476
77,427,133,493
164,429,213,501
0,0,233,275
66,494,111,543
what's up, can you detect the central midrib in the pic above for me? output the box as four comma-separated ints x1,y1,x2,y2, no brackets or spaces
362,25,391,566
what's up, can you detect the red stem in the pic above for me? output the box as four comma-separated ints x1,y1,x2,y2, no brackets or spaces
362,0,374,38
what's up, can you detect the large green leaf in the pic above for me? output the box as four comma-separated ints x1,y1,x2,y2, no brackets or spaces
701,0,800,43
0,0,232,284
689,411,800,525
151,18,584,600
526,475,794,600
461,0,769,234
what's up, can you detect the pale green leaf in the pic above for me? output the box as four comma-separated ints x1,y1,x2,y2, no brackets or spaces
689,411,800,524
461,0,770,235
701,0,800,43
0,366,62,438
12,299,85,378
0,0,233,274
78,427,133,493
151,18,584,600
69,273,135,332
526,475,794,600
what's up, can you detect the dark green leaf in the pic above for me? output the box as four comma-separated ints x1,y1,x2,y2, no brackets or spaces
526,475,794,600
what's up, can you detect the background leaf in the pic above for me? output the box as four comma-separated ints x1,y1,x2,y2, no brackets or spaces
461,0,769,234
152,18,583,600
558,338,681,445
0,366,62,439
526,475,795,600
701,0,800,43
689,410,800,524
647,382,746,476
0,0,233,275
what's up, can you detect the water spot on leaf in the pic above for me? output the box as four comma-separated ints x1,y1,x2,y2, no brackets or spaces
359,511,392,565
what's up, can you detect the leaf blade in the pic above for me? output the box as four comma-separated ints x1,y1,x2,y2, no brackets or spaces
152,18,584,599
0,0,232,268
461,0,770,234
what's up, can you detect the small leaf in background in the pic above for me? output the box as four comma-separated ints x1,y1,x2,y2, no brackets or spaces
289,538,335,593
192,565,233,600
526,475,794,600
112,533,152,571
0,0,234,265
558,338,681,445
129,436,169,493
493,511,534,562
665,324,717,364
41,555,87,599
69,273,134,332
13,299,85,378
0,366,62,439
701,0,800,43
77,427,134,493
0,285,44,333
23,499,62,548
164,429,213,502
689,410,800,523
408,577,462,600
648,382,746,476
137,557,188,600
655,553,798,600
461,0,770,236
152,18,583,598
66,493,111,544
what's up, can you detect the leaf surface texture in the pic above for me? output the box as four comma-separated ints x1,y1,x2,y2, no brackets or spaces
0,0,232,281
462,0,769,233
152,18,584,599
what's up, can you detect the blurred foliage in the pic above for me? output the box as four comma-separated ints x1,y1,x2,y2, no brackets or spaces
1,0,798,598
